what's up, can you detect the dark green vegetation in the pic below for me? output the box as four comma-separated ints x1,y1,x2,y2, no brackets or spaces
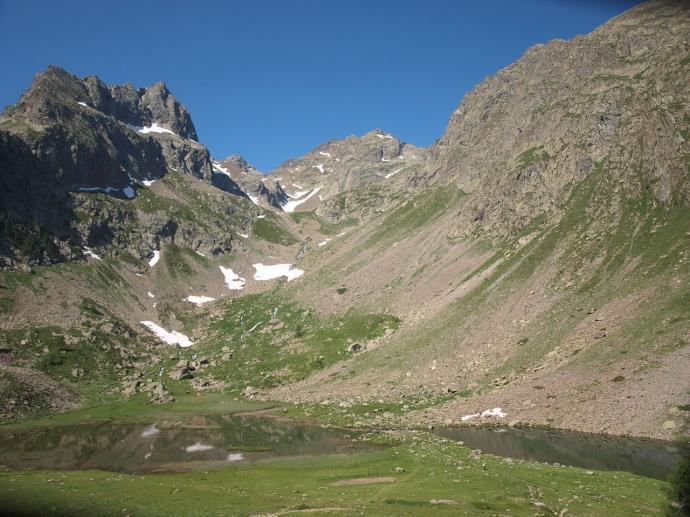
289,210,358,235
667,442,690,516
251,214,298,245
154,291,399,394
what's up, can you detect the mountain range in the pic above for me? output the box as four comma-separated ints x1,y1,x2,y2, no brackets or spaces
0,0,688,444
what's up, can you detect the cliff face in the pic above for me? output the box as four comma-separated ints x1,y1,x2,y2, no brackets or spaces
426,0,690,240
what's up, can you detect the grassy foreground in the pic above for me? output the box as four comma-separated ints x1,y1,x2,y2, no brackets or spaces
0,417,669,516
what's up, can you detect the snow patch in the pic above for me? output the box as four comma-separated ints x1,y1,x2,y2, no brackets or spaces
317,239,331,247
312,164,325,173
481,407,507,418
195,250,205,257
142,179,156,187
461,407,507,422
141,425,159,438
385,168,403,179
256,214,266,219
248,195,260,205
82,247,101,260
147,292,155,298
287,190,310,199
253,263,304,282
148,250,160,267
292,184,303,189
282,187,321,213
227,453,245,462
184,295,216,306
319,151,331,157
77,101,88,107
237,233,249,239
212,162,230,176
140,321,193,348
219,266,245,290
138,123,175,135
185,442,213,453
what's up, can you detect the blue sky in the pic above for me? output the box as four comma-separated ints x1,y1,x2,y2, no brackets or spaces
0,0,640,171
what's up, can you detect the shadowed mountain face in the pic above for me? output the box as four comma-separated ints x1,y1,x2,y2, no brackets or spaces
0,67,246,267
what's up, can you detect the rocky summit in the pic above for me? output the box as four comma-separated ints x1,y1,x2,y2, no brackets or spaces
0,1,689,515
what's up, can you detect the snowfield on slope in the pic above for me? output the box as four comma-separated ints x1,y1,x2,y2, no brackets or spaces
220,266,246,290
253,263,304,281
140,321,193,347
184,295,216,306
281,187,321,213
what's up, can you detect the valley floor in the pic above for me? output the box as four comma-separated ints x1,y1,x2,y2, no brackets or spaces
0,394,673,516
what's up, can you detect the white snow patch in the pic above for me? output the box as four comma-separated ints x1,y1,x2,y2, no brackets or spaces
252,263,304,282
82,247,101,260
292,184,303,189
336,231,347,237
138,122,175,135
140,321,193,348
256,214,266,219
237,233,249,239
385,168,403,179
461,407,507,422
398,155,405,160
227,453,245,462
287,190,310,199
185,442,213,453
219,266,245,290
248,195,260,205
77,101,88,107
195,250,205,257
481,407,507,418
184,295,216,306
381,156,389,162
212,162,230,176
318,151,331,157
142,178,156,187
148,250,160,267
317,239,331,247
282,187,321,213
141,425,159,438
318,194,323,201
147,292,155,298
312,164,325,173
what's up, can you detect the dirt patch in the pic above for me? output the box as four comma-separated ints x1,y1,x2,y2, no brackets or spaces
330,476,396,486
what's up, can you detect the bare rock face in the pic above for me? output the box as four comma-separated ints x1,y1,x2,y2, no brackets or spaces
425,0,690,241
240,129,429,222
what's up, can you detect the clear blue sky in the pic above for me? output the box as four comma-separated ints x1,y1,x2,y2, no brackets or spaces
1,0,640,171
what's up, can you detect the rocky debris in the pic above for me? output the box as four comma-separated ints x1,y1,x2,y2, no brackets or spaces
347,342,365,353
242,385,259,399
169,360,195,381
0,366,79,421
191,378,225,392
142,381,174,404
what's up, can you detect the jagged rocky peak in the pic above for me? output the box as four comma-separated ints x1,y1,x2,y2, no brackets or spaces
266,128,428,209
6,66,197,140
1,65,214,191
212,154,288,209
